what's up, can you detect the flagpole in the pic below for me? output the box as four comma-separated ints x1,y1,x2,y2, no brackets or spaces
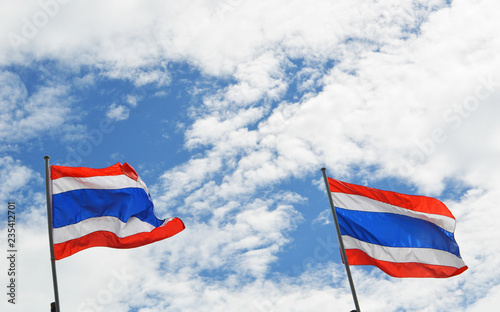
321,168,361,312
44,156,61,312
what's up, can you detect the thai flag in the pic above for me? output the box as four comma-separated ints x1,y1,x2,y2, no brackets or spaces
50,162,185,260
327,178,468,278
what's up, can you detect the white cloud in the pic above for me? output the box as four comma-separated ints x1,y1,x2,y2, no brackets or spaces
0,71,72,143
0,0,449,81
106,103,130,121
173,0,500,196
313,209,332,225
467,284,500,312
0,156,33,203
126,94,139,106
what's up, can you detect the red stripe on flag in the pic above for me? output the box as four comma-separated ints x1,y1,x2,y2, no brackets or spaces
327,178,454,218
51,163,124,180
53,218,185,260
121,162,139,181
345,249,468,278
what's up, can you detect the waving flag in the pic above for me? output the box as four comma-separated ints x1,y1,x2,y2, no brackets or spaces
327,178,467,278
50,162,184,260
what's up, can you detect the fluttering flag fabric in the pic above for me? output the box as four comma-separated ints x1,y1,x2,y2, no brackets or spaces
50,162,185,260
327,178,467,278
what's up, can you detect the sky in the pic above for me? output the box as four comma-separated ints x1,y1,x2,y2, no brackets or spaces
1,0,499,311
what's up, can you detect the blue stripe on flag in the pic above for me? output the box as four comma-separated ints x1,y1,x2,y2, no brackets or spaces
335,207,461,258
53,188,163,228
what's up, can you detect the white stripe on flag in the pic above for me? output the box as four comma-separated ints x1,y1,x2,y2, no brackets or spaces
342,235,466,269
52,175,146,195
331,192,456,233
53,216,168,244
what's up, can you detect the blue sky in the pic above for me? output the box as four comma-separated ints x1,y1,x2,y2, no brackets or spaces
1,0,500,311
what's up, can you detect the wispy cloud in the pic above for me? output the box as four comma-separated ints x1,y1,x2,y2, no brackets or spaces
0,156,33,203
0,71,72,143
106,103,130,121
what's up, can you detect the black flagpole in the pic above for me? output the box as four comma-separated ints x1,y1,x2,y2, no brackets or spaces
44,156,61,312
321,168,361,312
